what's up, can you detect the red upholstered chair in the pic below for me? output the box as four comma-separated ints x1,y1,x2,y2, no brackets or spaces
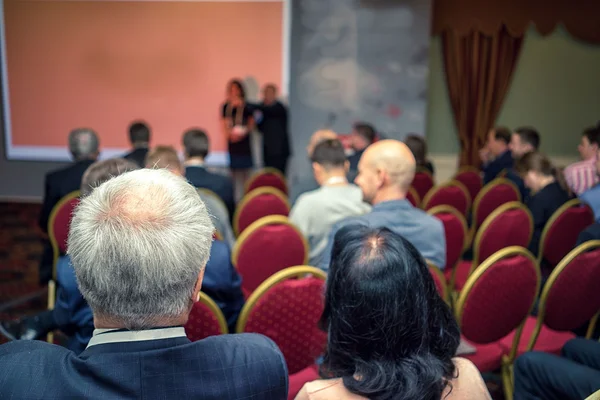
536,199,594,269
422,180,471,217
453,166,483,205
500,241,600,359
427,205,468,279
184,292,228,341
471,178,520,234
428,262,449,304
245,167,288,196
48,191,81,280
453,202,533,291
407,186,421,207
232,216,309,297
233,187,290,236
236,266,327,375
411,170,434,203
455,247,540,399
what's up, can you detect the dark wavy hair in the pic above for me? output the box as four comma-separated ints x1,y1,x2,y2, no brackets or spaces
227,79,246,100
319,226,460,400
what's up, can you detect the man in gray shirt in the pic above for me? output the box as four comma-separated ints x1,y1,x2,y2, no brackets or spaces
290,139,371,265
318,139,446,270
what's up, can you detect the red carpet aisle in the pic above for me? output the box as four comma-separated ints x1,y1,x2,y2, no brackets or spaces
0,202,47,344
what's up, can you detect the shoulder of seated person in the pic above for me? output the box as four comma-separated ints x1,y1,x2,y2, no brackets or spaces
0,340,72,358
203,333,283,355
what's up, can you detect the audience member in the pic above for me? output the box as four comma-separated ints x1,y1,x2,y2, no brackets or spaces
0,158,138,353
480,126,513,184
319,140,446,270
513,338,600,400
0,169,287,398
123,121,151,167
257,83,290,175
508,127,541,200
564,126,600,196
347,122,376,180
290,129,338,204
404,134,435,175
38,128,100,283
182,128,235,217
515,152,571,257
296,226,490,400
290,139,370,265
579,147,600,222
577,223,600,245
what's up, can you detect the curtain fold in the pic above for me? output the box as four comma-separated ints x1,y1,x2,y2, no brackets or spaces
442,26,523,167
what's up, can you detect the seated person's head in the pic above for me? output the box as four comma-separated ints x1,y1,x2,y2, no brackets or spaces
510,127,540,159
486,126,511,157
320,226,460,399
128,121,151,147
182,129,209,161
68,168,214,329
145,146,183,175
81,158,139,197
354,140,415,205
69,128,100,161
515,151,560,193
404,134,428,169
310,139,348,186
351,123,376,151
306,129,337,157
578,125,600,161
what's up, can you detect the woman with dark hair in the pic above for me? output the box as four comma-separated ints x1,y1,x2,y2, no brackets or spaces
404,134,435,175
296,226,490,400
221,79,255,201
515,151,572,257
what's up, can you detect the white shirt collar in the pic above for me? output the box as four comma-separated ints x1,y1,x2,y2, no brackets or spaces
86,327,187,349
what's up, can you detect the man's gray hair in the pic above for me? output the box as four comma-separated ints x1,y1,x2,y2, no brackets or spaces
68,169,214,329
80,158,139,197
69,128,100,160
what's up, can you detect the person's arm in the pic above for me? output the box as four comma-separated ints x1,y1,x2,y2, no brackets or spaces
289,197,311,238
527,197,545,256
245,105,256,132
563,166,578,196
221,103,233,142
482,159,500,184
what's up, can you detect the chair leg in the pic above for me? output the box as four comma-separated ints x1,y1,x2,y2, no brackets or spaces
46,280,55,344
501,356,514,400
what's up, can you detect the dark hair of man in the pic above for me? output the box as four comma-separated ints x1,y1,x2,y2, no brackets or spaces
183,129,210,159
128,121,150,144
353,123,376,144
319,226,460,399
494,126,512,145
310,139,347,170
582,125,600,146
515,127,541,150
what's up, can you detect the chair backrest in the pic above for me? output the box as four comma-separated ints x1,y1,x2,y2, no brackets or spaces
427,205,468,270
232,215,309,296
48,191,80,280
456,247,540,361
472,178,521,229
245,168,288,195
184,292,228,341
233,187,290,236
236,266,327,374
453,167,483,205
537,199,595,266
407,186,421,207
422,181,471,217
428,262,449,303
472,202,533,270
525,241,600,351
411,170,435,202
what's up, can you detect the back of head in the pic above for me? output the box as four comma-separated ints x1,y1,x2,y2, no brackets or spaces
128,121,151,145
320,226,459,399
145,146,182,173
515,151,553,177
311,139,347,170
183,129,210,159
353,123,376,145
404,134,427,167
69,128,100,161
362,140,416,192
81,158,139,197
583,125,600,147
68,169,214,329
494,126,512,145
514,127,540,151
307,129,338,156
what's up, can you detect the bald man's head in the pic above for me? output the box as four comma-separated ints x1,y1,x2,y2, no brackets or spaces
354,140,416,205
307,129,337,156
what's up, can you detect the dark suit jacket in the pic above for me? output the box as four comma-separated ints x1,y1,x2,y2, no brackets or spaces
39,159,96,232
185,166,235,216
123,147,149,168
577,223,600,245
257,101,290,159
482,150,514,184
0,332,288,399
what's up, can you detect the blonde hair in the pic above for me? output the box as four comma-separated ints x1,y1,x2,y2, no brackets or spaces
145,146,182,172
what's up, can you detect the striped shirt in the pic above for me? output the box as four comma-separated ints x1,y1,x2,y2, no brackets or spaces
564,157,599,196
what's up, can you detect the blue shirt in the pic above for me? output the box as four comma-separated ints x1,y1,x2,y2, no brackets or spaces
580,185,600,222
318,199,446,270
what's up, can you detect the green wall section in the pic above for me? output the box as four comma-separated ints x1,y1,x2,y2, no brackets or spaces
426,27,600,157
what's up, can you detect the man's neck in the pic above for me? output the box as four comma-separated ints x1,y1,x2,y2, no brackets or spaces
132,142,149,150
538,176,556,191
184,157,205,167
94,314,189,330
320,170,348,187
372,187,406,205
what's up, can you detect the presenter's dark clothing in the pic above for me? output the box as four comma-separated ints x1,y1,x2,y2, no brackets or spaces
482,150,514,184
258,101,290,174
222,103,253,169
123,147,149,168
0,328,288,399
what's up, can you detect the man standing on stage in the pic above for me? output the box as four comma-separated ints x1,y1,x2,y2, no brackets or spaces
257,84,290,175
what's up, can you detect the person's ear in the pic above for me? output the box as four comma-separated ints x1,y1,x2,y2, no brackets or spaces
191,267,205,302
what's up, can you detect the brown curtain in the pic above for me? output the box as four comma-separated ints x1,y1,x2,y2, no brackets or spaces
442,26,523,167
